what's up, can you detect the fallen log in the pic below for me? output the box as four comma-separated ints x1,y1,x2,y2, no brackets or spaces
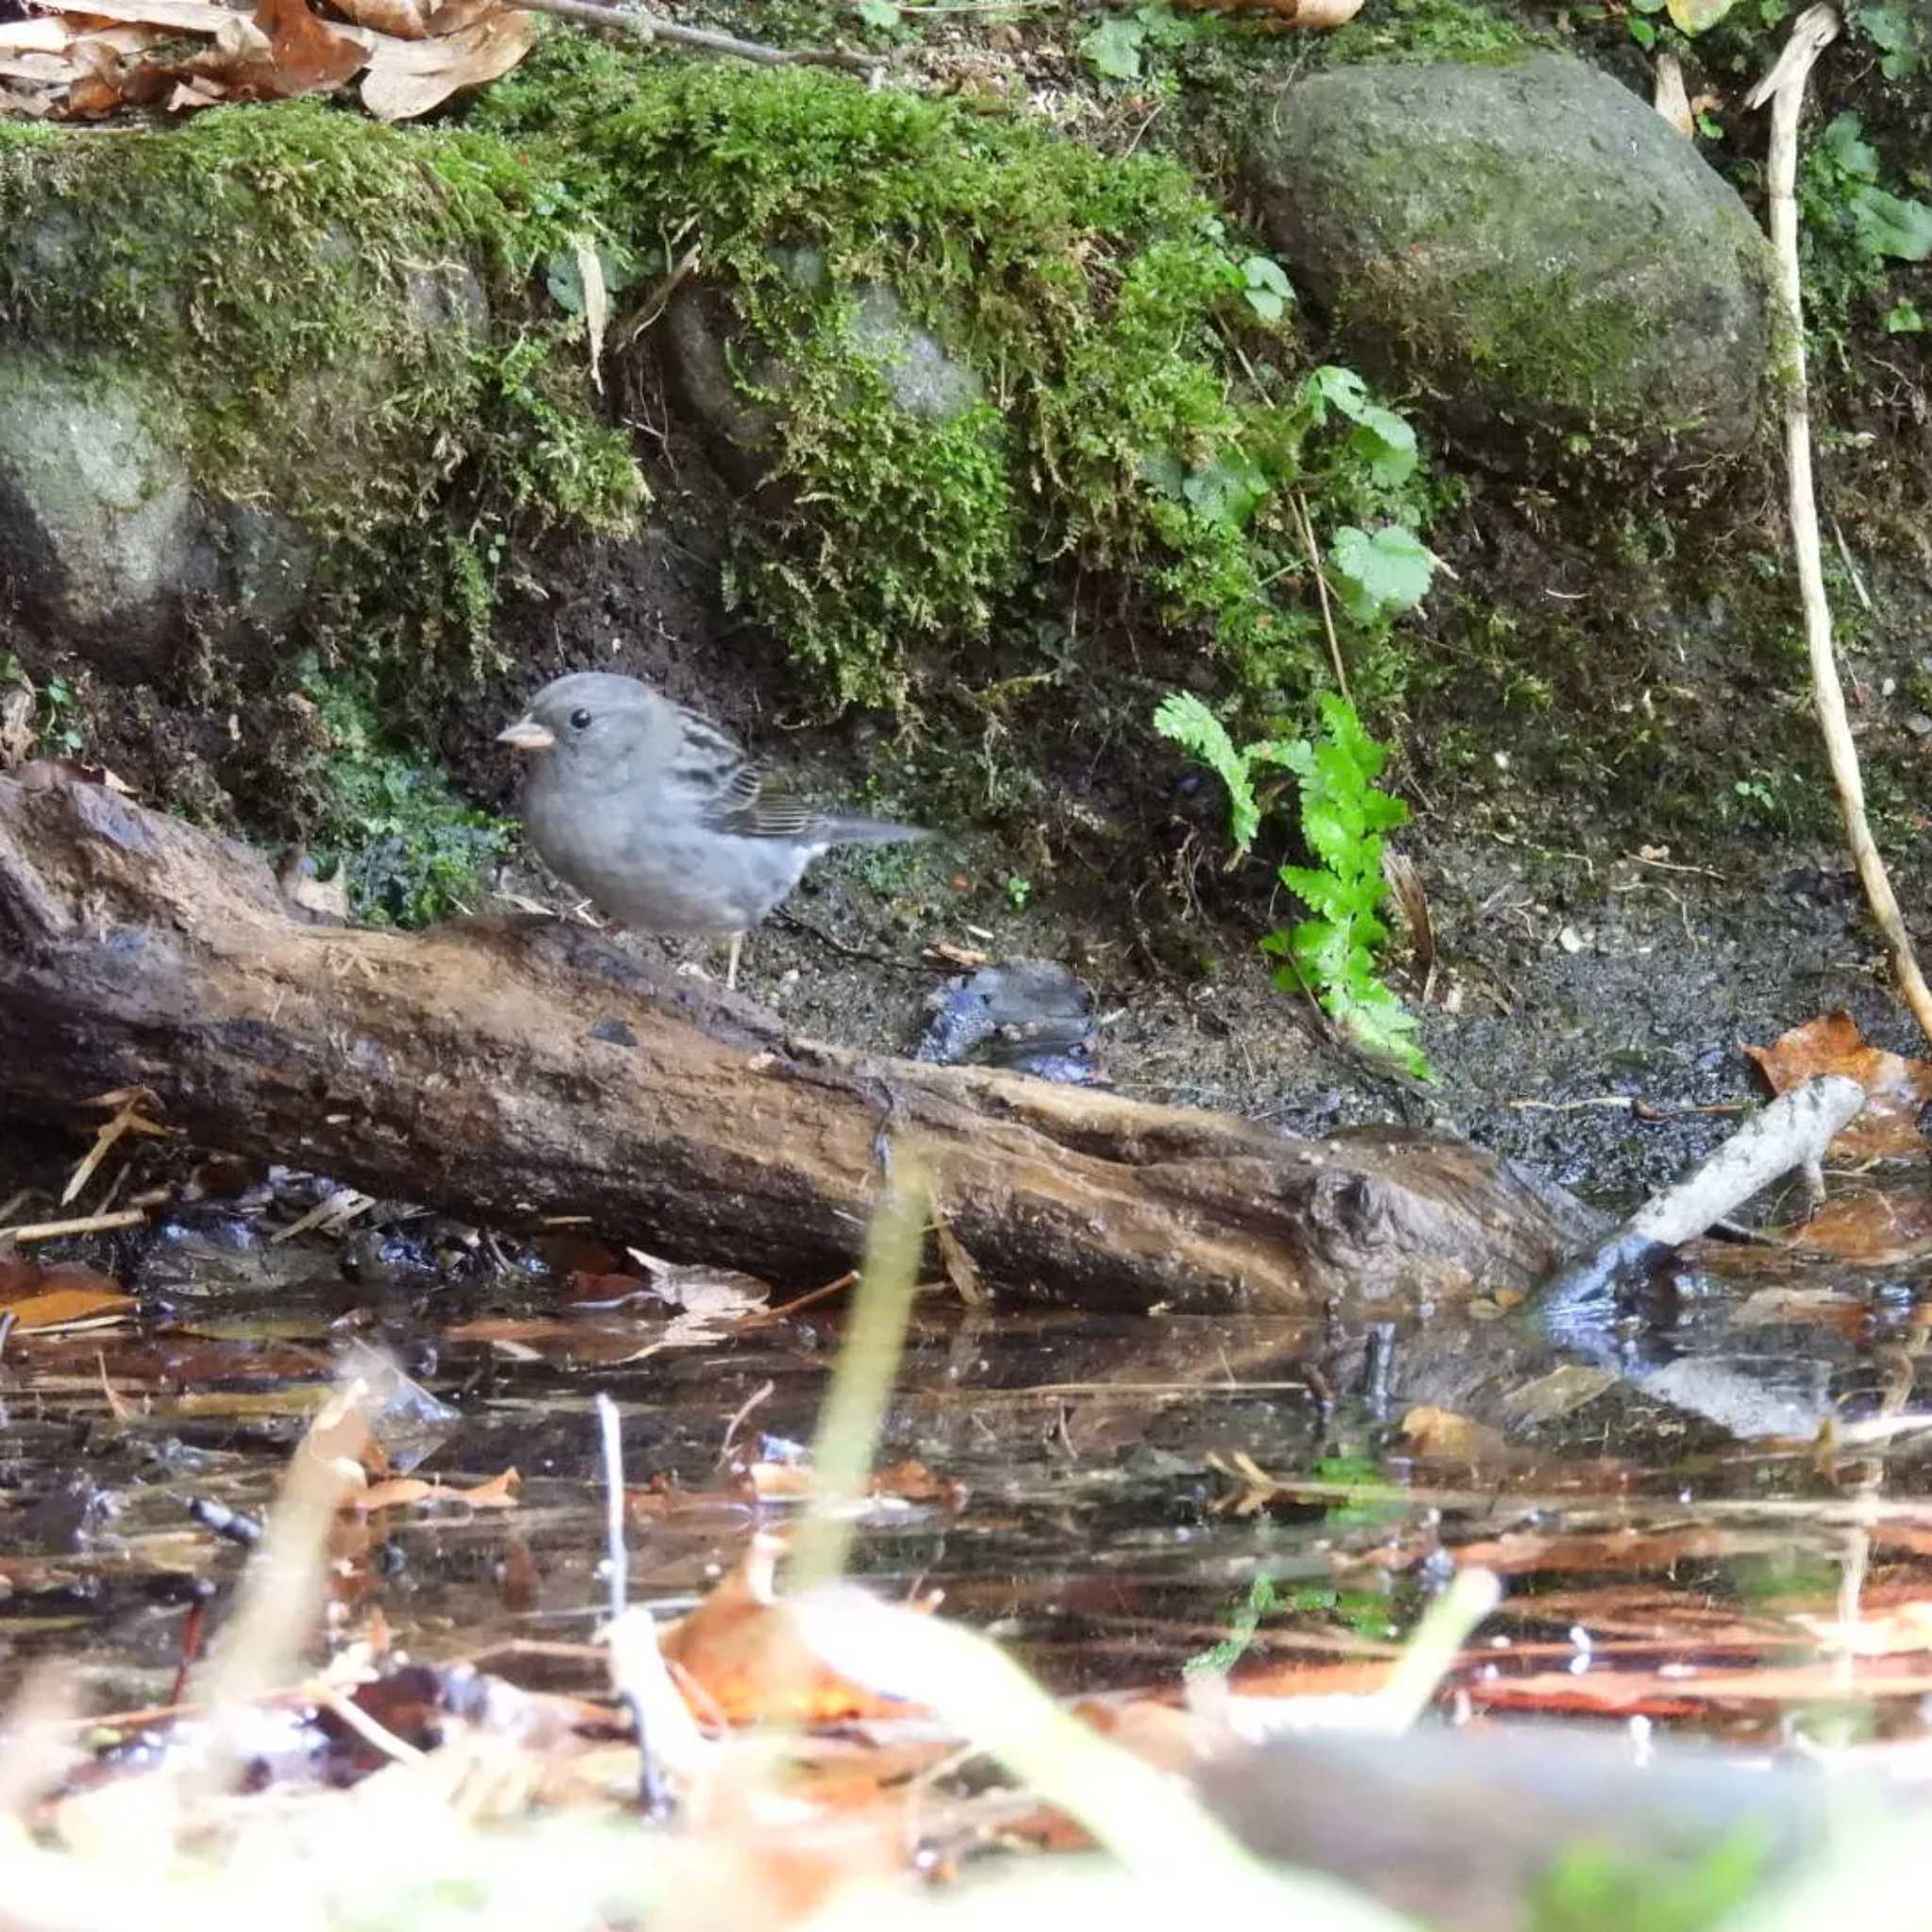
0,772,1599,1310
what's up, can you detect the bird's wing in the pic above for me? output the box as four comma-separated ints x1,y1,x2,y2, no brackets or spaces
669,705,826,842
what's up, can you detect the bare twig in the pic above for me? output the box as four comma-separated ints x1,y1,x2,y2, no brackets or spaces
1749,4,1932,1048
0,1208,147,1242
595,1390,670,1818
594,1390,628,1624
613,240,702,349
1525,1073,1867,1330
1291,488,1351,705
509,0,882,71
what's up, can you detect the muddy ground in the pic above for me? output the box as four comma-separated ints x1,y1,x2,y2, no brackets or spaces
410,438,1929,1229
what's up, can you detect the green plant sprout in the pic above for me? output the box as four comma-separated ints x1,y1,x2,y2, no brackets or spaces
1155,690,1430,1079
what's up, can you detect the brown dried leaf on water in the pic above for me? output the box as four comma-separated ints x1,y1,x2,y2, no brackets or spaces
871,1459,968,1509
619,1249,772,1318
442,1313,658,1368
1744,1010,1932,1159
748,1459,813,1500
661,1533,927,1725
1400,1405,1510,1465
1788,1185,1932,1263
0,1261,135,1332
1729,1285,1864,1331
1494,1363,1619,1427
355,1467,519,1512
1790,1600,1932,1657
358,8,532,124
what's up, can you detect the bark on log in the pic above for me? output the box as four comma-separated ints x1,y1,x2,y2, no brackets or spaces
0,774,1599,1309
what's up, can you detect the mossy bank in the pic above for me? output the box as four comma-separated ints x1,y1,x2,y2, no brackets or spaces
0,2,1927,1199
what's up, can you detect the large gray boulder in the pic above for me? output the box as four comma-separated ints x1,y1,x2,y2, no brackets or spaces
1246,55,1778,475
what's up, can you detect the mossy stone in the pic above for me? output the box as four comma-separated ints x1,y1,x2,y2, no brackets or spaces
661,249,986,490
1245,54,1778,476
0,356,205,672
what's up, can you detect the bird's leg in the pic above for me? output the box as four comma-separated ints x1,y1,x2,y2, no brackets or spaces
725,931,743,991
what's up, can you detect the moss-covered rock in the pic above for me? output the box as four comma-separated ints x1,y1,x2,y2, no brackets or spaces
1245,54,1778,476
474,38,1424,708
0,357,203,670
662,248,987,488
0,104,640,680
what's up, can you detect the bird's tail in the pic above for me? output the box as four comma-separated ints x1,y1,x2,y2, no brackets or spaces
822,817,932,847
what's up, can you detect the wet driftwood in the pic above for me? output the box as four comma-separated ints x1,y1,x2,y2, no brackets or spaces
0,773,1602,1310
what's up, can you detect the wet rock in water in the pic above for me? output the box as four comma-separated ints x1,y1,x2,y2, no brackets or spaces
126,1203,327,1295
340,1216,481,1289
912,958,1100,1083
1245,55,1774,476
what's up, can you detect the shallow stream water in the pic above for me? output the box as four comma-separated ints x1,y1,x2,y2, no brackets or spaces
6,1178,1932,1753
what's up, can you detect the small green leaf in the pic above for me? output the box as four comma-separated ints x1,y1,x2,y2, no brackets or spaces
1348,406,1419,487
1849,184,1932,259
1137,451,1190,499
1885,300,1925,332
1081,15,1145,77
857,0,901,24
1240,255,1294,323
1180,451,1271,529
1154,692,1262,853
1628,16,1657,44
543,249,586,316
1329,525,1436,625
1134,1,1196,46
1823,112,1878,182
1304,364,1372,425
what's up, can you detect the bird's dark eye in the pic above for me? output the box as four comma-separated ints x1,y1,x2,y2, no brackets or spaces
569,708,593,731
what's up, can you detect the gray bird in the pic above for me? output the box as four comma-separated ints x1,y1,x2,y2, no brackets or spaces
497,671,927,989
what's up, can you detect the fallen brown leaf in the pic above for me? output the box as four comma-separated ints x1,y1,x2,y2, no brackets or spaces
661,1533,924,1726
1401,1404,1511,1464
1745,1010,1932,1159
358,7,530,123
184,0,367,101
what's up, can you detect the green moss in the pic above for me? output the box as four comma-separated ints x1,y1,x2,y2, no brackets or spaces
0,100,641,643
1322,0,1538,67
295,656,511,927
474,37,1428,708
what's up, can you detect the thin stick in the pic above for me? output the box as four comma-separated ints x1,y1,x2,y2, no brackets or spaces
595,1391,628,1624
728,1267,859,1331
508,0,881,70
1292,488,1351,705
1749,4,1932,1047
0,1208,147,1242
595,1390,668,1817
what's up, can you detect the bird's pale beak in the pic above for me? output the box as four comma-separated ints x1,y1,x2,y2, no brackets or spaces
496,718,556,752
